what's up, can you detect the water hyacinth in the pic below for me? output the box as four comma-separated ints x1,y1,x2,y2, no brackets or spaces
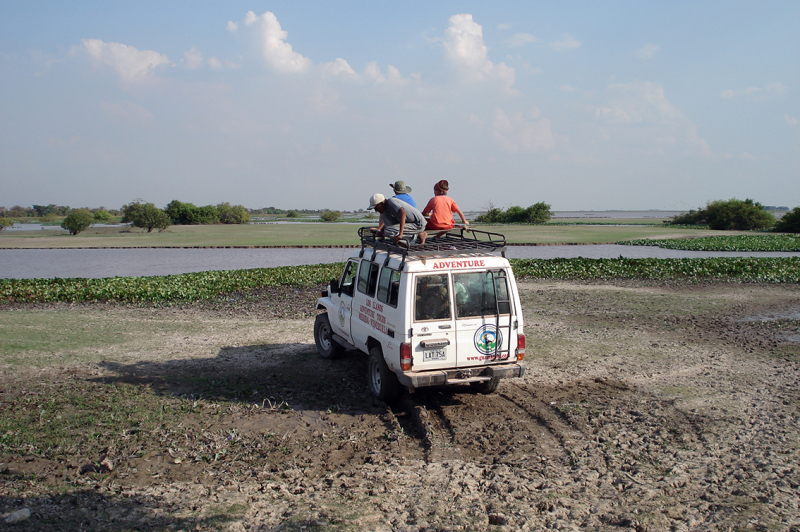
1,258,798,304
510,257,800,283
618,234,800,252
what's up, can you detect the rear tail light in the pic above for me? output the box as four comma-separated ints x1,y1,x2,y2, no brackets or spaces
516,333,525,360
400,342,413,371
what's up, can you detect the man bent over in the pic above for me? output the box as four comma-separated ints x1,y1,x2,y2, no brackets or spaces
367,193,427,245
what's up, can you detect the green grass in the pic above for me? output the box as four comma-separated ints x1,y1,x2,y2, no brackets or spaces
0,310,131,356
0,380,178,459
0,220,751,248
619,234,800,252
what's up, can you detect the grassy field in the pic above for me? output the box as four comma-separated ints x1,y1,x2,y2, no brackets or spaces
0,222,750,248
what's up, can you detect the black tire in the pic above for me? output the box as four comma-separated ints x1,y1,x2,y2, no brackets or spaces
470,376,500,395
314,313,344,359
367,346,401,403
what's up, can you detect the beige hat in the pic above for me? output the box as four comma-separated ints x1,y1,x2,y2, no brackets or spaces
368,193,385,210
390,180,412,193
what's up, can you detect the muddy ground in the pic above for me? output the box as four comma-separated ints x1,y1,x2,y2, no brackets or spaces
1,280,799,531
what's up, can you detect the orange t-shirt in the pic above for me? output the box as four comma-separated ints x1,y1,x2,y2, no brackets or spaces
423,196,458,230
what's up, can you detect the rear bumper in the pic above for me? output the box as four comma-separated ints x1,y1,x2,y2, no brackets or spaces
397,363,526,389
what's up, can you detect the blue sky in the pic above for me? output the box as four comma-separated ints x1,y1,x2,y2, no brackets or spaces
1,1,798,211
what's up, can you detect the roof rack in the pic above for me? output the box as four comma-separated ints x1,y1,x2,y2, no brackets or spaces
357,226,507,269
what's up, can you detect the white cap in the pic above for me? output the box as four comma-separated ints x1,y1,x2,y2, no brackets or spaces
368,193,385,210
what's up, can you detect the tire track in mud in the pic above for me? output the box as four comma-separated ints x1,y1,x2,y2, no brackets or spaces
387,379,632,464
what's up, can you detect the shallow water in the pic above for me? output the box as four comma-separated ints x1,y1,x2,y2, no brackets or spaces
1,245,798,279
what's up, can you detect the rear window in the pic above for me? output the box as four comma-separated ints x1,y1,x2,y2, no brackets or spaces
453,271,510,318
414,274,451,321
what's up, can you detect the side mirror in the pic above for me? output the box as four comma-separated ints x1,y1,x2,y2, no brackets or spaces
330,279,340,293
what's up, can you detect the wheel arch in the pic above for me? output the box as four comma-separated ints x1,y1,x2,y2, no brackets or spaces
366,336,382,354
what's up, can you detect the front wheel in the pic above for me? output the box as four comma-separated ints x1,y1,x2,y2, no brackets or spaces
367,346,401,403
314,313,344,359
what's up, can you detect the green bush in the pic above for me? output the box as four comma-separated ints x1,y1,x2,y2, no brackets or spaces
668,198,775,230
165,200,195,225
286,210,300,218
93,208,115,223
475,202,552,224
0,217,12,231
188,205,220,225
122,200,171,233
217,203,250,224
774,207,800,233
61,209,94,235
320,210,342,222
164,200,226,225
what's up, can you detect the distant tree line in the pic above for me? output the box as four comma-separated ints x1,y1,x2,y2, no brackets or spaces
0,204,121,219
475,202,552,224
164,200,250,225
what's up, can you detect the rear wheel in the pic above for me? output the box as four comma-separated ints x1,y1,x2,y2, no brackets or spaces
314,313,344,359
470,376,500,395
367,346,401,403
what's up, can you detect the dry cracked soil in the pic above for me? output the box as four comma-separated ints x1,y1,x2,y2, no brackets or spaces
1,280,799,531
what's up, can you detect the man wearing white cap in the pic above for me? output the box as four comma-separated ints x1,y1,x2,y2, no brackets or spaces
368,193,427,245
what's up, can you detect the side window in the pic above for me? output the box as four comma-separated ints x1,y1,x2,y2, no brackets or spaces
453,271,510,318
377,267,401,307
340,260,358,297
357,261,380,297
414,274,451,321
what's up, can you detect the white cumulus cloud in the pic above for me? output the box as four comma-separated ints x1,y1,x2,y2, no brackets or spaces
444,14,515,89
79,38,170,81
184,46,203,69
550,34,582,51
636,43,660,59
243,10,312,73
320,58,356,79
504,33,538,48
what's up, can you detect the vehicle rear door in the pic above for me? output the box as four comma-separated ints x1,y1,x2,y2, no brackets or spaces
452,269,514,367
411,272,457,370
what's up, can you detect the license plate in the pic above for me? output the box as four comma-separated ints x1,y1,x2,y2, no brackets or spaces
423,348,447,361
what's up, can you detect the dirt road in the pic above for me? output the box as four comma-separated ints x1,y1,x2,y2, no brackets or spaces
1,280,799,531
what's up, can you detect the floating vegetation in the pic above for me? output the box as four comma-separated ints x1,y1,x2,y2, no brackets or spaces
2,257,799,304
618,234,800,252
510,257,800,283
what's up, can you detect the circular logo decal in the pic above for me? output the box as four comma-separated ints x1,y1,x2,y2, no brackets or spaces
474,325,503,356
338,302,347,327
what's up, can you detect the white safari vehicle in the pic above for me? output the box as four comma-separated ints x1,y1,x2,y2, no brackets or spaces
314,227,526,403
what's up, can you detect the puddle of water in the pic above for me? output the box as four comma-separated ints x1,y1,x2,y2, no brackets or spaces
740,309,800,322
